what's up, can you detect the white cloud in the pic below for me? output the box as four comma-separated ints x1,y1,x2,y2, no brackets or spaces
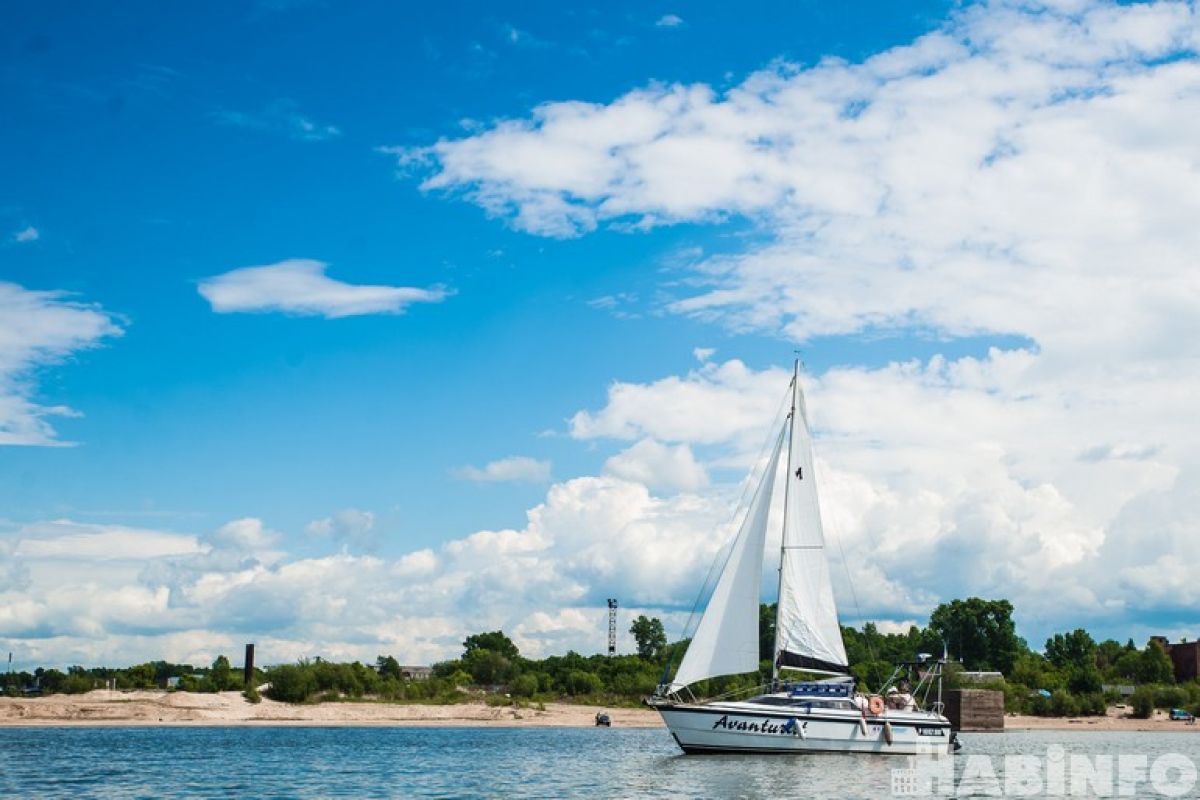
306,508,378,552
398,0,1200,641
12,226,39,243
567,355,1193,631
212,99,341,142
0,281,122,445
604,438,708,492
197,259,450,318
452,455,552,483
655,14,684,28
13,520,203,561
0,476,737,667
570,358,789,451
206,517,281,553
8,0,1200,670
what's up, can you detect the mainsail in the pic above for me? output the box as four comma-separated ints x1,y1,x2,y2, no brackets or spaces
668,427,786,692
774,373,849,675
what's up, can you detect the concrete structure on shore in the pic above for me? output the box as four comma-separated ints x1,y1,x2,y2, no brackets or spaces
944,689,1004,732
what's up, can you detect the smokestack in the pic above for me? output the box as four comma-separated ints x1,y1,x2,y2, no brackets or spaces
244,643,255,687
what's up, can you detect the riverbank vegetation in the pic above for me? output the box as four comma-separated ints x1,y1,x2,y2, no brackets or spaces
4,597,1198,718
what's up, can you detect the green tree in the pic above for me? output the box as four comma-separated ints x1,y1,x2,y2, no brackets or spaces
1113,650,1141,681
562,669,603,696
266,663,317,703
1135,640,1175,684
462,631,520,661
629,616,667,661
376,655,402,681
759,603,776,661
511,673,539,698
1096,639,1125,673
1045,629,1096,671
211,655,234,690
1130,686,1155,718
463,649,517,686
928,598,1020,674
1011,652,1060,691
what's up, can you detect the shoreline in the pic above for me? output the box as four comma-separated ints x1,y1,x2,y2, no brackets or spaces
3,691,1197,732
0,690,663,728
1004,709,1199,733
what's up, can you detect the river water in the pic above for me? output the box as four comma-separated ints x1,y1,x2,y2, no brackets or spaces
1,726,1198,798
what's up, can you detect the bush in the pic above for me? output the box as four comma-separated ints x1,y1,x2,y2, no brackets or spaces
1066,666,1102,695
446,670,473,688
1130,686,1155,719
1076,692,1106,716
1049,691,1080,717
1153,686,1188,710
61,674,95,694
243,685,262,704
562,670,603,696
266,664,318,703
511,673,539,698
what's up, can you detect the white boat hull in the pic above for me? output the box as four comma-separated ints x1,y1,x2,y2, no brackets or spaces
656,702,954,756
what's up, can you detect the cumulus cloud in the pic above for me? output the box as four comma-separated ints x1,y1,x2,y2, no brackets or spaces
197,259,450,318
0,476,737,667
399,0,1200,639
8,0,1200,669
570,358,790,452
568,355,1192,635
655,14,684,28
205,518,281,553
12,226,39,243
604,438,708,492
211,99,341,142
0,281,123,445
452,455,552,483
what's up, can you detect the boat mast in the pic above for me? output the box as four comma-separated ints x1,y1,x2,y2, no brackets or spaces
770,357,799,686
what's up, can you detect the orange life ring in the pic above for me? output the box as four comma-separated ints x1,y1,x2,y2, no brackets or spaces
867,695,885,716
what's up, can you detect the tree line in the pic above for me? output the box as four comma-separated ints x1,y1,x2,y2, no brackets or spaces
3,597,1197,718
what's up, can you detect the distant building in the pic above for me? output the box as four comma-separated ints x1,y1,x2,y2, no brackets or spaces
1150,637,1200,683
400,666,432,681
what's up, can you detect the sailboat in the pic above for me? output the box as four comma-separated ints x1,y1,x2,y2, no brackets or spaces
649,361,955,755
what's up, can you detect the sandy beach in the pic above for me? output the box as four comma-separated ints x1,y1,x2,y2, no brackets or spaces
1005,706,1199,733
0,690,664,728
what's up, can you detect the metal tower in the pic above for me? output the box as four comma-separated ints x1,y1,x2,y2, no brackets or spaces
607,598,618,656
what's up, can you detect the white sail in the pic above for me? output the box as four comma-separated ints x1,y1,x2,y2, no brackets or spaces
669,428,786,692
774,375,849,674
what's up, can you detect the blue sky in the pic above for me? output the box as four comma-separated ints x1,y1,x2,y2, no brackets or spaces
3,0,1199,668
2,0,963,546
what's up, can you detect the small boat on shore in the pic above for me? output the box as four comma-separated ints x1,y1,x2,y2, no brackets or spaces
649,360,955,755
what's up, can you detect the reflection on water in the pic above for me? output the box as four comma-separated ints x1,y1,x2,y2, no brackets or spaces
0,726,1197,798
